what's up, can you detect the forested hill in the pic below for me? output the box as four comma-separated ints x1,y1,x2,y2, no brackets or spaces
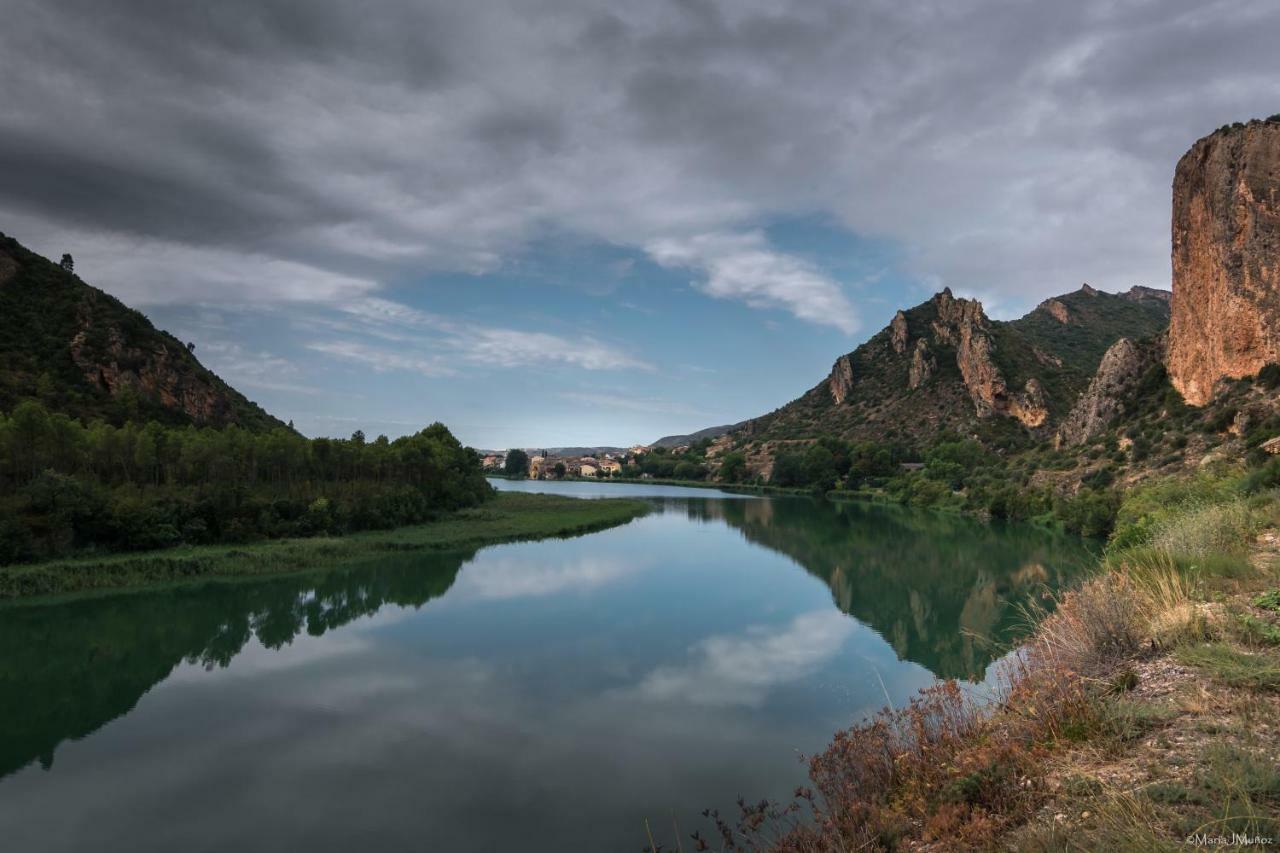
0,233,284,431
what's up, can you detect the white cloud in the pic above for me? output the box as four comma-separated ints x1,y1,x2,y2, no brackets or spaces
319,296,653,373
4,0,1278,321
306,340,456,377
452,555,640,600
195,341,325,395
634,609,854,707
557,391,707,417
648,231,858,333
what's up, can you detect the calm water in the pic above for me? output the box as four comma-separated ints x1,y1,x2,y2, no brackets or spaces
0,482,1095,851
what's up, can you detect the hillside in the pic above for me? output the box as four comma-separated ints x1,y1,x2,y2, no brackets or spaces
651,422,744,448
0,233,284,430
734,283,1170,449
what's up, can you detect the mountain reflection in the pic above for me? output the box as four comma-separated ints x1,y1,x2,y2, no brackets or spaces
0,551,468,780
684,497,1094,681
0,496,1094,783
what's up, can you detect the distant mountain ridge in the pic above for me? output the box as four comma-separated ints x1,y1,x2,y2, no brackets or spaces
651,422,745,448
0,233,286,430
732,283,1171,447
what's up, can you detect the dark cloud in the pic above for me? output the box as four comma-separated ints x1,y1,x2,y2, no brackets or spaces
1,0,1277,318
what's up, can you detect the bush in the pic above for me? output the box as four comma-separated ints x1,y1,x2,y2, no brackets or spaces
1147,497,1256,564
1054,490,1120,538
1260,363,1280,389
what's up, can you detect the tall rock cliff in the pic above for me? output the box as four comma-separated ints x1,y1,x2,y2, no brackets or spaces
1168,119,1280,406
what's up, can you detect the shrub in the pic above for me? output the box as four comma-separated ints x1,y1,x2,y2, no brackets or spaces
1259,363,1280,389
1147,497,1256,565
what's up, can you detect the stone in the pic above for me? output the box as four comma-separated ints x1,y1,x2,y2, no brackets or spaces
1168,120,1280,406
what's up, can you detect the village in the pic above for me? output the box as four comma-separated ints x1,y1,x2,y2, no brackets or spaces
480,445,681,480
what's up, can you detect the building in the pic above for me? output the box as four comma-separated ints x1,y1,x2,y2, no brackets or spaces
598,459,622,475
579,464,597,478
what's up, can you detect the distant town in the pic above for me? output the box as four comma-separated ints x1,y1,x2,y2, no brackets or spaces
481,445,680,479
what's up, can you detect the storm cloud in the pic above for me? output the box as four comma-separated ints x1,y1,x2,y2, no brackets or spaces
2,0,1277,320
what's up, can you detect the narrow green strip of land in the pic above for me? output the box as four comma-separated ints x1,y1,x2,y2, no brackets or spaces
0,492,648,601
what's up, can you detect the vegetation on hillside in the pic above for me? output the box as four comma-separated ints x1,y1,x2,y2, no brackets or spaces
0,233,281,430
739,286,1170,448
0,400,491,565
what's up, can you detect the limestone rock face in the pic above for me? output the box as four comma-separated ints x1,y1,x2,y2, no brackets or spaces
1125,285,1172,306
1040,298,1072,324
1057,337,1158,446
930,289,1047,427
828,354,855,404
889,310,909,354
908,339,936,389
69,295,246,426
1168,120,1280,406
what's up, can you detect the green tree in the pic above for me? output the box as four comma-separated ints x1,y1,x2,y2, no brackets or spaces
504,449,530,477
718,451,747,483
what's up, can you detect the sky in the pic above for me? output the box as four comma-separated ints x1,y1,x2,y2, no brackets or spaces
1,0,1278,448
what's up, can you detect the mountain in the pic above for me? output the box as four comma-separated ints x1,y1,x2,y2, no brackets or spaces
733,283,1170,448
651,422,745,448
1168,118,1280,405
0,233,285,430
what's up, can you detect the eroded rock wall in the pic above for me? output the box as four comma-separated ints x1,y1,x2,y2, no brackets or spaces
1168,120,1280,406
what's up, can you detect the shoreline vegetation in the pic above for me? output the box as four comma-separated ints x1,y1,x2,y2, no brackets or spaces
0,492,648,602
651,466,1280,851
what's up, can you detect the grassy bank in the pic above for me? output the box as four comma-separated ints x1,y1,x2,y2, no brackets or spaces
0,491,648,601
659,469,1280,851
521,474,817,497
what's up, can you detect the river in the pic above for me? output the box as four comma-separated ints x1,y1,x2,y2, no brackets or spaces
0,480,1094,851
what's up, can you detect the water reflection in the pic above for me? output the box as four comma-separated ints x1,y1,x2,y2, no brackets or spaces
0,551,467,779
700,497,1094,679
0,491,1095,852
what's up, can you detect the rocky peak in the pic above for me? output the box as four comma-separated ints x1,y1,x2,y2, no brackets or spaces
1167,120,1280,406
908,339,935,389
1124,285,1172,305
827,354,855,405
889,310,909,354
1080,283,1099,296
929,288,988,345
1039,298,1072,324
922,289,1048,427
1057,337,1160,447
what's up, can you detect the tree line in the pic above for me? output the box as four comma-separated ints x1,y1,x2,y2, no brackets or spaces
0,401,491,564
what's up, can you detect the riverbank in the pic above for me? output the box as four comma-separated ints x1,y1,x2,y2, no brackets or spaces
500,474,816,498
0,491,648,601
667,470,1280,851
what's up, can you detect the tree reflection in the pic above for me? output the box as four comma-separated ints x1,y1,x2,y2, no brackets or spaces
687,497,1094,681
0,550,468,779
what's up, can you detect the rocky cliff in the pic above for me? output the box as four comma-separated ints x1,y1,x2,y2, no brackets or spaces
1056,337,1162,447
737,283,1170,447
1168,119,1280,406
0,233,286,430
930,289,1048,427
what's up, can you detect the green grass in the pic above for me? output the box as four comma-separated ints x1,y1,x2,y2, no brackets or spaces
1176,643,1280,692
0,491,648,601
